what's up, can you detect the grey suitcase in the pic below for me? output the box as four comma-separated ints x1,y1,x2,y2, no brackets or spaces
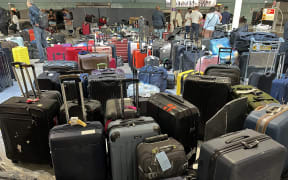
107,79,160,180
198,129,287,180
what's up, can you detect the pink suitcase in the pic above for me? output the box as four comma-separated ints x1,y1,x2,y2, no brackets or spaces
82,23,90,35
195,55,218,72
110,58,116,68
47,45,67,61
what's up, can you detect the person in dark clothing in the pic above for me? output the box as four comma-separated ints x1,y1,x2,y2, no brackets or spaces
27,0,48,63
0,7,9,36
152,5,165,39
221,6,231,24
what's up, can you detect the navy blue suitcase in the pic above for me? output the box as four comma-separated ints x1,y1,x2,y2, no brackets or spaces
244,103,288,176
271,76,288,104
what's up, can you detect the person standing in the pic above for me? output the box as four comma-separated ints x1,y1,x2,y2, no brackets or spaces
190,6,202,42
10,11,20,33
0,7,9,36
27,0,48,63
184,8,192,39
203,7,220,38
221,6,231,24
175,9,183,28
152,5,166,39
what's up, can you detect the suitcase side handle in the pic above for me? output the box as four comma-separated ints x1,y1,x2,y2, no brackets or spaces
144,134,169,143
59,74,87,122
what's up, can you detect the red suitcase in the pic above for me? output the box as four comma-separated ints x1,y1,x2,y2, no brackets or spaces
47,45,69,61
65,46,92,62
29,29,35,41
110,58,116,68
82,23,90,35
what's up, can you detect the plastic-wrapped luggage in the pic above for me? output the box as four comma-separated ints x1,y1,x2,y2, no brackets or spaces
198,129,287,180
49,74,107,180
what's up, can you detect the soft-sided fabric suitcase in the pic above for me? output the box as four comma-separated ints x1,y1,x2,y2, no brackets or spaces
138,65,168,92
248,72,276,94
43,61,78,73
179,50,203,72
244,103,288,175
82,23,90,35
204,97,248,141
137,134,188,180
0,49,13,91
204,65,241,85
271,76,288,104
231,85,279,113
91,45,113,60
195,55,218,73
144,55,160,67
133,49,151,69
19,30,30,41
147,93,199,153
108,117,160,180
28,29,35,41
47,45,68,61
167,73,175,89
37,71,60,91
183,75,231,139
88,69,126,109
78,53,109,74
65,46,91,62
197,129,287,180
49,74,107,180
176,70,202,95
1,48,14,79
12,46,30,65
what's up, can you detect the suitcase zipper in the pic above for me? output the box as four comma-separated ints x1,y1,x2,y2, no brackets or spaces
108,120,156,132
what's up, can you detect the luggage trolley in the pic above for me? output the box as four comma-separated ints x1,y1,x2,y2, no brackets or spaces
244,37,285,83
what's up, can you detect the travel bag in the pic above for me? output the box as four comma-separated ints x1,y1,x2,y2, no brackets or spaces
137,134,188,180
111,39,128,62
47,44,69,61
147,93,200,153
244,103,288,175
133,49,151,69
138,65,168,92
195,55,218,73
0,49,13,91
0,62,60,163
231,85,279,113
248,72,276,94
1,48,14,79
197,129,287,180
167,73,175,89
176,69,202,95
12,46,30,65
204,48,241,86
107,79,160,180
65,46,91,62
43,60,78,74
49,74,107,180
37,71,60,92
82,22,90,35
183,75,231,139
271,74,288,104
78,53,109,74
144,54,160,67
90,45,113,60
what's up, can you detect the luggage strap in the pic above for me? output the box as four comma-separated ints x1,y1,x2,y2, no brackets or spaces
256,105,288,133
208,134,270,180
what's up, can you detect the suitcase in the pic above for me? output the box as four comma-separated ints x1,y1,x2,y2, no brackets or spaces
49,74,107,180
176,70,202,95
183,75,231,139
137,134,188,180
78,53,109,74
271,76,288,104
6,37,24,47
204,97,247,141
0,49,13,91
47,45,68,61
0,63,60,163
43,60,78,74
28,29,35,41
231,85,279,113
82,23,90,35
144,55,160,67
88,68,126,109
248,72,276,94
1,48,15,79
91,45,113,60
204,48,241,86
37,71,60,91
244,103,288,175
195,55,218,72
147,93,199,153
133,49,151,69
12,46,30,65
167,73,175,89
178,47,202,72
19,30,30,42
52,33,66,44
197,129,287,180
0,41,18,51
65,46,91,62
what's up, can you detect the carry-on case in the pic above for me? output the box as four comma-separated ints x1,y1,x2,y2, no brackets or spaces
244,103,288,175
197,129,287,180
43,60,78,74
0,49,13,91
0,62,60,163
231,85,279,113
176,69,202,95
49,74,107,180
137,134,188,180
183,75,231,139
78,53,109,74
107,79,160,180
147,93,199,153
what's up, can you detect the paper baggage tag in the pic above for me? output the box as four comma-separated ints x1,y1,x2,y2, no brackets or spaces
156,151,171,172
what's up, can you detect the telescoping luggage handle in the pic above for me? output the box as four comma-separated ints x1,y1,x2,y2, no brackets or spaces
218,47,233,65
59,74,87,123
11,62,41,99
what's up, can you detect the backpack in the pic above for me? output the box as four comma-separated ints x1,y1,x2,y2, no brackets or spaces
39,11,48,29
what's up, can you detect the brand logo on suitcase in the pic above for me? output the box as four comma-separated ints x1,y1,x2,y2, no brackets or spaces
163,104,176,112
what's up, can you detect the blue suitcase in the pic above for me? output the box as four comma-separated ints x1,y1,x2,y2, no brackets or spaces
244,103,288,175
270,76,288,104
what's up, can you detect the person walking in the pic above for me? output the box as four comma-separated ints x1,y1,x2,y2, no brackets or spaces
175,9,183,28
27,0,48,63
152,5,166,39
184,8,192,39
221,6,231,24
203,7,220,38
190,6,202,42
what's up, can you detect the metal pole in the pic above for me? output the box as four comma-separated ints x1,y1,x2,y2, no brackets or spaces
232,0,243,29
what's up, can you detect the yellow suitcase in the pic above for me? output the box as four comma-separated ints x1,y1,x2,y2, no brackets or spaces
176,70,203,95
12,46,30,65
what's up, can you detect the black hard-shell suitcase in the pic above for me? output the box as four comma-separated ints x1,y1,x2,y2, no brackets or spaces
88,68,126,109
147,93,200,153
198,129,287,180
248,72,276,94
0,63,60,163
0,49,13,91
37,71,60,91
43,60,78,74
183,75,231,139
49,74,107,180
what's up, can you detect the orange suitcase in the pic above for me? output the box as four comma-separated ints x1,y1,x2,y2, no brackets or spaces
132,49,151,69
29,29,35,41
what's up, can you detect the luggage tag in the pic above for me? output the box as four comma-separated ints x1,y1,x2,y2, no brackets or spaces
69,117,87,127
155,151,172,172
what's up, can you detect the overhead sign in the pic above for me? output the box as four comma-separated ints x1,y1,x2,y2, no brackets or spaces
166,0,217,8
262,8,276,21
